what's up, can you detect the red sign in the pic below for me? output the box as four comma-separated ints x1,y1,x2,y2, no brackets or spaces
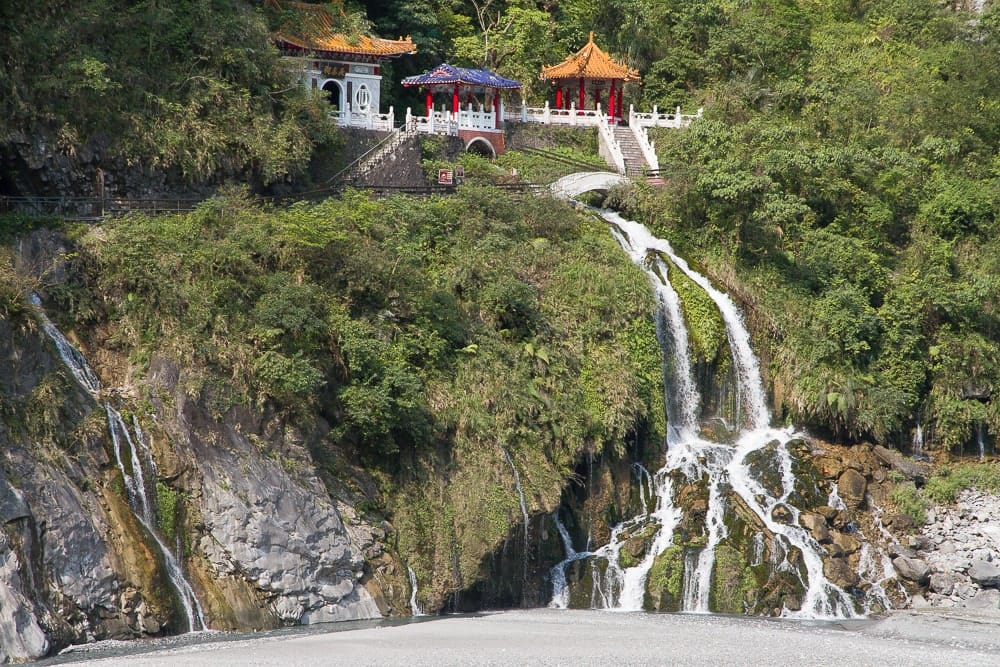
437,169,454,185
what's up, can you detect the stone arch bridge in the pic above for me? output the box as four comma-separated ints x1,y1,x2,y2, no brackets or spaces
550,172,629,199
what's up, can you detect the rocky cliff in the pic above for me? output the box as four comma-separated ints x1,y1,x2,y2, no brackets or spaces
0,291,389,662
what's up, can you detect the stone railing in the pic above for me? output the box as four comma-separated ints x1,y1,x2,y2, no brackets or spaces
330,108,396,132
405,104,504,135
595,109,626,175
629,105,703,129
505,101,609,126
630,124,660,172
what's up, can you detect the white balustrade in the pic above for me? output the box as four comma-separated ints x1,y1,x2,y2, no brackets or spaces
629,104,703,129
630,123,660,172
330,107,396,131
595,105,626,175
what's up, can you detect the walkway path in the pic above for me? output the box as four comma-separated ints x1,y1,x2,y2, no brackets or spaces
57,608,1000,666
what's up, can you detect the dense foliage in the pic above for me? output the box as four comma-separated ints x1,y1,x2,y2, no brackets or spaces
0,0,337,185
59,187,663,602
607,0,1000,453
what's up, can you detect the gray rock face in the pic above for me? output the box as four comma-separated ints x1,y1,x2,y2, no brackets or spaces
969,559,1000,588
194,432,381,624
892,556,931,584
0,530,49,660
0,305,390,661
154,365,382,626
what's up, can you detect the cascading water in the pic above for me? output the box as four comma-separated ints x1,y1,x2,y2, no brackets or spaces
549,513,590,609
912,424,924,457
30,295,207,632
553,212,868,618
407,566,425,617
501,448,531,597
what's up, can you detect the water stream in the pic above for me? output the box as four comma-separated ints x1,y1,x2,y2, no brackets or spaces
407,566,424,617
31,295,207,632
501,448,531,598
554,213,864,618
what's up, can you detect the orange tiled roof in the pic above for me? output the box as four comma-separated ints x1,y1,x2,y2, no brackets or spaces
275,2,416,57
540,32,639,82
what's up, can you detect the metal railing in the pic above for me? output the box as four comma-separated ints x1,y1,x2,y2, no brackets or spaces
0,195,202,219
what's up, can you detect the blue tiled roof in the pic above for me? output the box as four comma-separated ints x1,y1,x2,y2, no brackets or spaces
401,63,522,89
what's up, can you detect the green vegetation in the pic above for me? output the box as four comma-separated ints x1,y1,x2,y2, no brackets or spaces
63,186,663,604
645,545,684,611
710,544,755,614
610,0,1000,450
890,462,1000,524
890,482,928,526
156,481,181,545
0,0,338,185
925,463,1000,504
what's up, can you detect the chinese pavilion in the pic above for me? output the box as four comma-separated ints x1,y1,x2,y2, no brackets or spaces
274,1,415,118
539,32,639,122
401,63,521,124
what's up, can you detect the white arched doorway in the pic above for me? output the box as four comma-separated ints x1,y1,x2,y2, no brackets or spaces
321,79,343,111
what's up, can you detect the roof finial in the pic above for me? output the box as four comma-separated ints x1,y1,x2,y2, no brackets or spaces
589,31,594,43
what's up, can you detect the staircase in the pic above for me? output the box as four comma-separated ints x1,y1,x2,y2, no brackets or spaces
329,121,418,188
614,126,651,178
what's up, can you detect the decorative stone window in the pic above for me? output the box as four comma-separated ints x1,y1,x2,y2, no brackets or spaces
355,84,371,111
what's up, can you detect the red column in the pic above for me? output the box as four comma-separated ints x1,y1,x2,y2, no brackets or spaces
617,81,623,120
493,92,500,128
578,77,585,111
425,90,433,116
609,80,617,122
452,84,459,114
555,87,562,109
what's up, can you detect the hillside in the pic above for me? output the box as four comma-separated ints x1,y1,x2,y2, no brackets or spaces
1,0,1000,661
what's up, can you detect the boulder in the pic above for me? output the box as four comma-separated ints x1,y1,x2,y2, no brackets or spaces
929,572,956,596
823,556,860,589
771,504,793,524
872,445,929,483
969,559,1000,588
831,531,861,556
966,589,1000,610
892,556,931,584
836,469,867,510
889,543,917,559
800,513,831,544
886,513,916,531
815,505,838,522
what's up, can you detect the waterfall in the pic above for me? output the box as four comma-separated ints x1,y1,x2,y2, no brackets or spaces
501,448,531,597
551,213,865,618
977,423,986,460
31,295,207,632
549,513,592,609
407,566,424,617
912,424,924,457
